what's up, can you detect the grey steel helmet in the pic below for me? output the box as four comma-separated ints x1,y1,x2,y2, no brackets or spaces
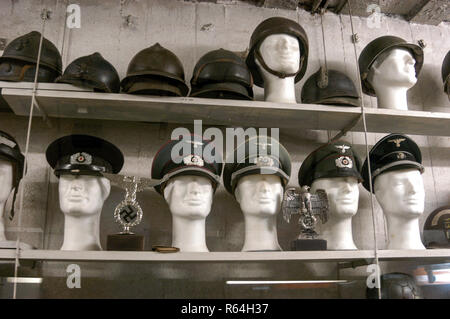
358,35,424,96
301,67,360,107
0,31,62,74
190,48,253,100
442,51,450,97
56,53,120,93
246,17,309,88
121,43,189,96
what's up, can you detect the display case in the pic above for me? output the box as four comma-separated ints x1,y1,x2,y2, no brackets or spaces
0,0,449,300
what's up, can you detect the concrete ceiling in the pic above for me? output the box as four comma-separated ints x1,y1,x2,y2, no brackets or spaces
193,0,449,26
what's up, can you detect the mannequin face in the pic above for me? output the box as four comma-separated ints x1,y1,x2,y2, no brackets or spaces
258,34,300,74
164,175,213,220
311,176,359,218
374,168,424,218
59,174,111,217
0,159,13,204
235,174,283,216
370,48,417,88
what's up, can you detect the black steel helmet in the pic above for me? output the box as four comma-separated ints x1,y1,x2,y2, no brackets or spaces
121,43,189,96
0,31,62,74
367,273,423,299
246,17,309,88
358,35,424,96
301,67,360,107
190,48,253,100
442,51,450,95
56,53,120,93
0,131,25,220
0,58,60,82
423,206,450,249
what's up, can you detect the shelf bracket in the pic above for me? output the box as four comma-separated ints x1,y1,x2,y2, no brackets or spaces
330,112,362,143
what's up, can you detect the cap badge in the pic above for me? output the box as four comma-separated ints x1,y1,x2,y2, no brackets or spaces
254,156,275,167
335,144,350,154
397,152,406,160
388,138,406,148
183,155,204,167
335,156,353,168
0,136,17,149
70,152,92,165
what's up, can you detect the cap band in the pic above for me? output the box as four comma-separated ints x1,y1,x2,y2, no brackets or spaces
231,165,289,185
372,160,424,179
161,166,221,185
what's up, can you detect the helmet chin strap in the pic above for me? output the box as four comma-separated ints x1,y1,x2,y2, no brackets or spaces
9,186,18,221
254,48,301,80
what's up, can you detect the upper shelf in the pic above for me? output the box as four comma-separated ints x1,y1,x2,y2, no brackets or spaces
1,82,450,136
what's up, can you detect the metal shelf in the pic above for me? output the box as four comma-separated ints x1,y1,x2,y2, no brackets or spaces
2,82,450,136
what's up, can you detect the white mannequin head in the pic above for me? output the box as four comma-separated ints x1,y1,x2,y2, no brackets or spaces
59,174,111,216
257,34,300,75
255,33,300,103
0,159,13,206
163,175,213,220
311,176,359,218
374,168,424,218
368,48,417,88
368,48,417,110
234,174,283,216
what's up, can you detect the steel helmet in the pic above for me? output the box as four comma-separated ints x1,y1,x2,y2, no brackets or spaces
423,206,450,249
246,17,309,88
358,35,424,96
0,58,59,82
367,273,423,299
0,131,25,219
301,67,360,107
190,48,253,100
0,31,62,74
56,52,120,93
121,43,189,96
442,51,450,96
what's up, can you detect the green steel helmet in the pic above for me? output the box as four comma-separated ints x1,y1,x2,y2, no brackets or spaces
56,52,120,93
246,17,309,88
358,35,424,96
121,43,189,96
367,273,423,299
442,51,450,96
223,135,291,195
0,58,59,82
0,130,25,220
190,48,253,100
0,31,62,74
298,140,362,188
301,67,360,107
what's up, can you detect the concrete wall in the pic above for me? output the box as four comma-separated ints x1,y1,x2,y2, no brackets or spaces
0,0,449,298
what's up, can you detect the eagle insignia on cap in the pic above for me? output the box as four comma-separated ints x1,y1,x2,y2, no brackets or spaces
335,156,353,168
388,138,406,148
70,152,92,165
254,155,274,167
335,144,350,154
183,155,204,167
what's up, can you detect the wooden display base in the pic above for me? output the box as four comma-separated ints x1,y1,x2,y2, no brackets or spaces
106,234,144,251
291,239,327,251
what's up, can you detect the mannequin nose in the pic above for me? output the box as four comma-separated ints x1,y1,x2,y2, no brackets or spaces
71,180,83,191
405,180,418,195
341,182,352,193
279,38,289,50
188,181,201,195
259,180,270,193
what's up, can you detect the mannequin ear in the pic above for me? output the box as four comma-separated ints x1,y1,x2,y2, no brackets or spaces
234,182,242,204
99,177,111,201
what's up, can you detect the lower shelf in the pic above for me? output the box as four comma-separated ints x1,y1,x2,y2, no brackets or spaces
0,249,449,263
